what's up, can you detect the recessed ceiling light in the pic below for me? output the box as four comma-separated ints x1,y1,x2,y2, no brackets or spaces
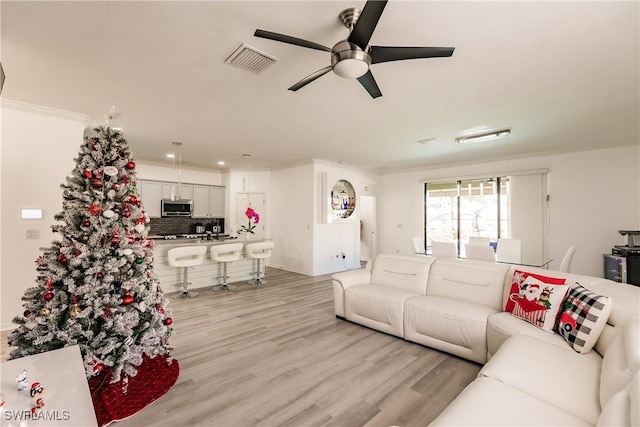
166,153,175,159
217,161,225,166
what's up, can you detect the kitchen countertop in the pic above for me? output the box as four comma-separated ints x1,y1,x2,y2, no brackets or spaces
151,236,244,246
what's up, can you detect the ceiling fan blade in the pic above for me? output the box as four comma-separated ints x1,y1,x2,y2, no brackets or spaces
348,0,388,51
357,70,382,99
254,29,332,52
370,46,455,64
288,66,333,92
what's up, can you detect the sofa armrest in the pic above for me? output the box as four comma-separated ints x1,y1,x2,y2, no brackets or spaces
332,269,372,317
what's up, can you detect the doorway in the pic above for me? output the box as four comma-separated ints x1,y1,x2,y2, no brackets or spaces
360,196,376,262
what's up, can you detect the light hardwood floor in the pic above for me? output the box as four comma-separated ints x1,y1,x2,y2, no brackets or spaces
1,268,481,426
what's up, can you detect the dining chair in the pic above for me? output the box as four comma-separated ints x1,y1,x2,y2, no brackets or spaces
496,238,522,264
559,245,577,273
468,236,491,246
465,244,496,262
431,241,457,258
411,236,425,255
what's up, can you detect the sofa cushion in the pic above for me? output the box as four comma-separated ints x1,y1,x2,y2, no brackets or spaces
370,254,435,294
429,376,591,427
405,295,498,364
505,269,566,312
345,284,418,337
426,258,510,311
479,333,602,425
557,282,613,354
486,312,601,361
510,278,570,332
596,371,638,427
599,315,640,407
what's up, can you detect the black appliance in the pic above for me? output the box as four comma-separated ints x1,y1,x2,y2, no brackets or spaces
604,230,640,287
192,222,205,234
207,218,225,234
161,199,192,217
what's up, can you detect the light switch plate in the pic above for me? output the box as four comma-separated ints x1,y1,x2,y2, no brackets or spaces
26,229,40,239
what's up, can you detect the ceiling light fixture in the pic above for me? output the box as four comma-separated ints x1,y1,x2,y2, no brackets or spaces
331,41,371,79
455,128,511,144
217,161,225,166
169,141,183,201
0,62,5,95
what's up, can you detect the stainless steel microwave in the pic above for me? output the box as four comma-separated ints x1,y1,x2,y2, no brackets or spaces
161,199,192,217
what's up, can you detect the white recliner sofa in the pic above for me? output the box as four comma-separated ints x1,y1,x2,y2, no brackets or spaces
332,254,640,426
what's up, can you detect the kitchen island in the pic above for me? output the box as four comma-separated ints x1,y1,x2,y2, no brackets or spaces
151,238,268,293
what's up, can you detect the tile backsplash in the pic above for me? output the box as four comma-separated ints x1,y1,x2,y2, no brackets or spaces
149,217,224,235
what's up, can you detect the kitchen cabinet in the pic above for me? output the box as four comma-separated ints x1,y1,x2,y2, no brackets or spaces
192,185,225,218
137,180,162,218
162,183,193,201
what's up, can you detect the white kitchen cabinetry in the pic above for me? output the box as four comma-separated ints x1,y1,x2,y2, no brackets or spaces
162,182,193,200
192,185,225,218
209,186,225,217
138,180,162,218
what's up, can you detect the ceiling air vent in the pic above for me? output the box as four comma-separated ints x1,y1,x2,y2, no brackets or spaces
225,44,278,73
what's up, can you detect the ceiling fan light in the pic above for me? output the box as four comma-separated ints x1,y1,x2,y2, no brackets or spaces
333,58,369,79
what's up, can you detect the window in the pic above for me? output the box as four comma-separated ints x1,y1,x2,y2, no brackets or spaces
425,177,510,256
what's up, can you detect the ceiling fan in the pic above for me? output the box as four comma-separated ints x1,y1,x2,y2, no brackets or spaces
254,0,455,99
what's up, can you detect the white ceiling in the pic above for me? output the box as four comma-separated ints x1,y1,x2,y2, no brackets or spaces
2,1,638,173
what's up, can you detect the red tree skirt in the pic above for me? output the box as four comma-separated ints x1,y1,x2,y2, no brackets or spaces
88,355,180,427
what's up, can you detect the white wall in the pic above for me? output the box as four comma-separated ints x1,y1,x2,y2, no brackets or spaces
312,162,378,275
1,101,89,330
270,161,377,276
136,162,222,186
378,145,640,277
270,164,314,274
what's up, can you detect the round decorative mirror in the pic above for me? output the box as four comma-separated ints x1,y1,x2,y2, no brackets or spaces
331,179,355,219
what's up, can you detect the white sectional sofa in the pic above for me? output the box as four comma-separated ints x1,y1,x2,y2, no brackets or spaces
331,254,640,426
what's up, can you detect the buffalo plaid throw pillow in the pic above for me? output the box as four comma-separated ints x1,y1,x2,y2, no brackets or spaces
557,283,612,354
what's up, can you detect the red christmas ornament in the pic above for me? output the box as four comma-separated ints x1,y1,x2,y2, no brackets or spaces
96,272,103,279
125,161,136,170
123,175,128,184
158,306,165,314
122,293,134,305
111,236,120,245
59,255,68,264
88,204,101,216
102,307,112,319
123,209,131,218
128,195,138,203
89,178,103,188
82,220,91,227
84,170,93,178
111,184,120,190
95,363,104,373
43,291,53,301
163,317,173,326
74,249,82,257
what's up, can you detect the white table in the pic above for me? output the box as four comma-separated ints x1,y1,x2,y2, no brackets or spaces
1,345,97,426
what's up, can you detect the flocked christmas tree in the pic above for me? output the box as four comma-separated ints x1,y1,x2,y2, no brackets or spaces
8,124,175,386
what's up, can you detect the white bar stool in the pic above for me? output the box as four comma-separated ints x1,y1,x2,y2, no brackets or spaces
167,245,207,298
210,243,244,291
245,241,274,286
